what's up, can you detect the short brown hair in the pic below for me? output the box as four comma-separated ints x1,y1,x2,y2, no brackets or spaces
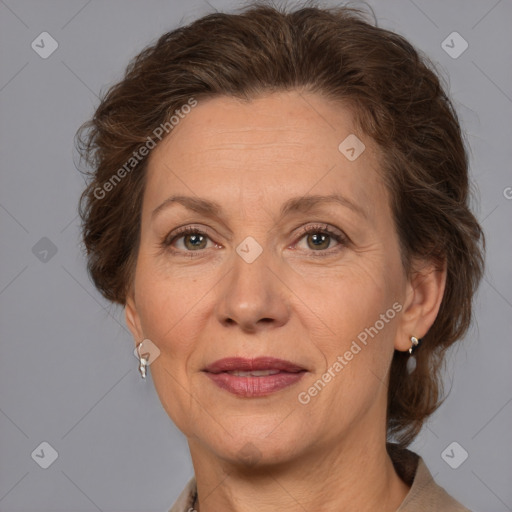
77,1,485,447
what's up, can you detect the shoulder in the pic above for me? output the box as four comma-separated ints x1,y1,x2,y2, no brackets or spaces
388,443,473,512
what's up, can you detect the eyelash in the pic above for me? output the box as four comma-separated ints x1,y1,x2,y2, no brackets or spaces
161,223,348,258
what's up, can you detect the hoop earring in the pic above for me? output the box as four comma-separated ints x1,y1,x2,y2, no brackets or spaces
136,341,149,380
406,336,422,374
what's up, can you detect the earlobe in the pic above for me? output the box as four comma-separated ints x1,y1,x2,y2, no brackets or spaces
125,292,143,342
394,259,447,352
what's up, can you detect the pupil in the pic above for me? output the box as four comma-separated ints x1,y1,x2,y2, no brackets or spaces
311,233,328,248
188,234,204,248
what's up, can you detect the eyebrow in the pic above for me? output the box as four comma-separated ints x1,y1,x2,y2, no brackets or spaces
151,193,367,221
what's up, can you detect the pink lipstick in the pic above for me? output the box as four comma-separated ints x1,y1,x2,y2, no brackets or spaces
203,357,306,397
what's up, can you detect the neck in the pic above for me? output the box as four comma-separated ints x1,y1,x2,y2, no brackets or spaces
188,426,410,512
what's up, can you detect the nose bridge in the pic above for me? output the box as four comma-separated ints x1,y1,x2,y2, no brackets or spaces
215,236,290,331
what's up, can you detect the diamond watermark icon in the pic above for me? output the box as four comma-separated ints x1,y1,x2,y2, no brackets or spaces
31,441,58,469
237,442,263,467
31,32,59,59
32,237,58,263
133,338,161,366
441,441,468,469
236,236,263,263
338,134,365,161
441,32,468,59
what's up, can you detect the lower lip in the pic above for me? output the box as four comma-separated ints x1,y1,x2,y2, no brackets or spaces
204,371,306,397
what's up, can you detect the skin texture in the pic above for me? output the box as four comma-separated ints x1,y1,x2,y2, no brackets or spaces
125,90,446,511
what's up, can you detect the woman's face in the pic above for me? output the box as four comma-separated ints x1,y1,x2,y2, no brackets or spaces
126,91,415,466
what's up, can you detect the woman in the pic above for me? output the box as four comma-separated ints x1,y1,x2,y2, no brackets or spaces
77,3,484,511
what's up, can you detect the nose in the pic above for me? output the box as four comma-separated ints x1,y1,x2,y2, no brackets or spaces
214,245,291,333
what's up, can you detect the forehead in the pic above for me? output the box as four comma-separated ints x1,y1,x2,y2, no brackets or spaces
154,91,359,154
143,91,384,219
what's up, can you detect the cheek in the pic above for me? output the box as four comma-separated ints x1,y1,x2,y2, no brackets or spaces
133,256,211,347
302,263,401,403
303,259,401,352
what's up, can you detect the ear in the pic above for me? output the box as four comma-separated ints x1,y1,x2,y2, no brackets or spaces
394,258,447,352
125,289,144,345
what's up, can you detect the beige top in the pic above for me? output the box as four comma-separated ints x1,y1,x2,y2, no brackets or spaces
169,443,471,511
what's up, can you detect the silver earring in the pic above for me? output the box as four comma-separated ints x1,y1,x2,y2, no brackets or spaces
136,342,148,380
408,336,421,355
406,336,422,374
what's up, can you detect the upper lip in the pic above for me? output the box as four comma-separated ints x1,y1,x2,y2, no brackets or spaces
203,357,306,374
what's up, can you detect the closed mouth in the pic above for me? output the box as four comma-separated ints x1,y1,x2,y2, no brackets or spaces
203,356,306,375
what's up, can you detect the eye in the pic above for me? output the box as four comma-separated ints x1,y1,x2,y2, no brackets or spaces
161,225,217,255
293,223,348,254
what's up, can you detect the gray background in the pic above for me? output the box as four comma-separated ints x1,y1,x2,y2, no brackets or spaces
0,0,511,510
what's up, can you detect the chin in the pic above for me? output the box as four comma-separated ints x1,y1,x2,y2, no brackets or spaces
203,421,310,468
